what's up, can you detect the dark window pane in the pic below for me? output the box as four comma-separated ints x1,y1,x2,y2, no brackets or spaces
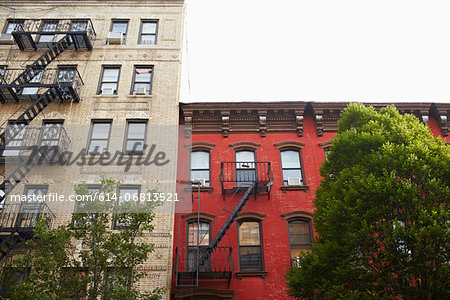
288,220,312,245
239,246,262,271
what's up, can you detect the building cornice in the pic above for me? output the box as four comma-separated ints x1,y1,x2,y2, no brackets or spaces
0,1,185,7
181,102,448,137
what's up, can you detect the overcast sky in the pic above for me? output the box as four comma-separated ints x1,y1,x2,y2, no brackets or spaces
180,0,450,103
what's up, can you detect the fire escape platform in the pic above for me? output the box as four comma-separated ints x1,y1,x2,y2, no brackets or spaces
220,161,273,196
0,68,84,103
10,19,96,51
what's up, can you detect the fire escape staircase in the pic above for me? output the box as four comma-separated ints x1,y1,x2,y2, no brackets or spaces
197,183,256,270
0,20,93,206
176,183,256,286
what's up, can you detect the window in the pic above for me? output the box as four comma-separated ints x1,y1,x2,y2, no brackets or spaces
288,218,313,262
25,186,48,199
88,121,111,154
2,121,27,156
70,20,87,32
19,186,48,227
238,221,263,271
111,20,128,44
131,66,153,95
187,221,211,271
124,121,147,154
235,150,256,186
57,67,76,84
38,20,58,43
139,20,158,45
98,67,120,95
113,186,140,229
22,68,43,95
3,19,24,34
73,185,100,227
280,150,304,186
190,151,210,186
40,121,63,147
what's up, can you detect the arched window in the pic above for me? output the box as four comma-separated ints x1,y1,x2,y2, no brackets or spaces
186,220,211,271
238,220,263,271
190,150,210,186
275,141,306,186
235,150,256,186
287,218,313,261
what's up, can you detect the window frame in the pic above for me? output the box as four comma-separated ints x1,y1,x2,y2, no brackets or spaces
234,149,257,186
37,19,59,43
97,66,121,95
286,217,313,262
186,219,211,272
110,19,129,44
40,120,64,147
2,19,25,34
87,120,112,155
138,20,158,45
279,148,306,186
2,120,28,157
123,120,147,155
237,219,264,272
190,149,211,187
130,65,154,95
112,185,141,229
57,66,77,84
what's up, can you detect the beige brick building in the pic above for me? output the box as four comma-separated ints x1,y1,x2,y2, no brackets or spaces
0,0,185,297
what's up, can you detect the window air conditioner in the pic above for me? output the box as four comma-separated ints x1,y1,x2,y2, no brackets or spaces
192,178,206,186
133,87,147,95
0,33,13,45
107,32,122,44
101,87,114,95
287,177,302,186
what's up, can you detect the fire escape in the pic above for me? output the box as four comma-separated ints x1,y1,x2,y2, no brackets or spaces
175,161,272,287
0,18,95,261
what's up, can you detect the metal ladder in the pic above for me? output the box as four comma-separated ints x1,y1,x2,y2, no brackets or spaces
195,183,256,271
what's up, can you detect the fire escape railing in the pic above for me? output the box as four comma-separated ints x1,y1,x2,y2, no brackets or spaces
220,161,272,196
175,246,234,282
0,68,84,103
0,202,55,232
11,18,96,51
0,126,71,205
0,202,55,262
0,18,94,206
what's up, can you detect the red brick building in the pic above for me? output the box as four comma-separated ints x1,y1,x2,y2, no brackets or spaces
172,101,449,300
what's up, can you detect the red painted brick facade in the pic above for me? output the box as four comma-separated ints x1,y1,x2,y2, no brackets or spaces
172,102,449,300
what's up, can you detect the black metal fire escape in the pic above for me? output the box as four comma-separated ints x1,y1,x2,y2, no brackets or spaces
0,19,95,205
175,162,272,287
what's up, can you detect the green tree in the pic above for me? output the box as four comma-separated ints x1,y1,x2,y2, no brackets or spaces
286,103,450,299
4,176,164,300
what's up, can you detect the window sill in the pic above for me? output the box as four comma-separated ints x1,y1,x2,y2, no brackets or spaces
127,94,153,98
185,186,214,194
281,185,309,193
236,271,268,279
93,95,119,98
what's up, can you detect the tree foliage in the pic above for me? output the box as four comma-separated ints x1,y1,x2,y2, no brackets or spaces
3,176,164,300
286,103,450,299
